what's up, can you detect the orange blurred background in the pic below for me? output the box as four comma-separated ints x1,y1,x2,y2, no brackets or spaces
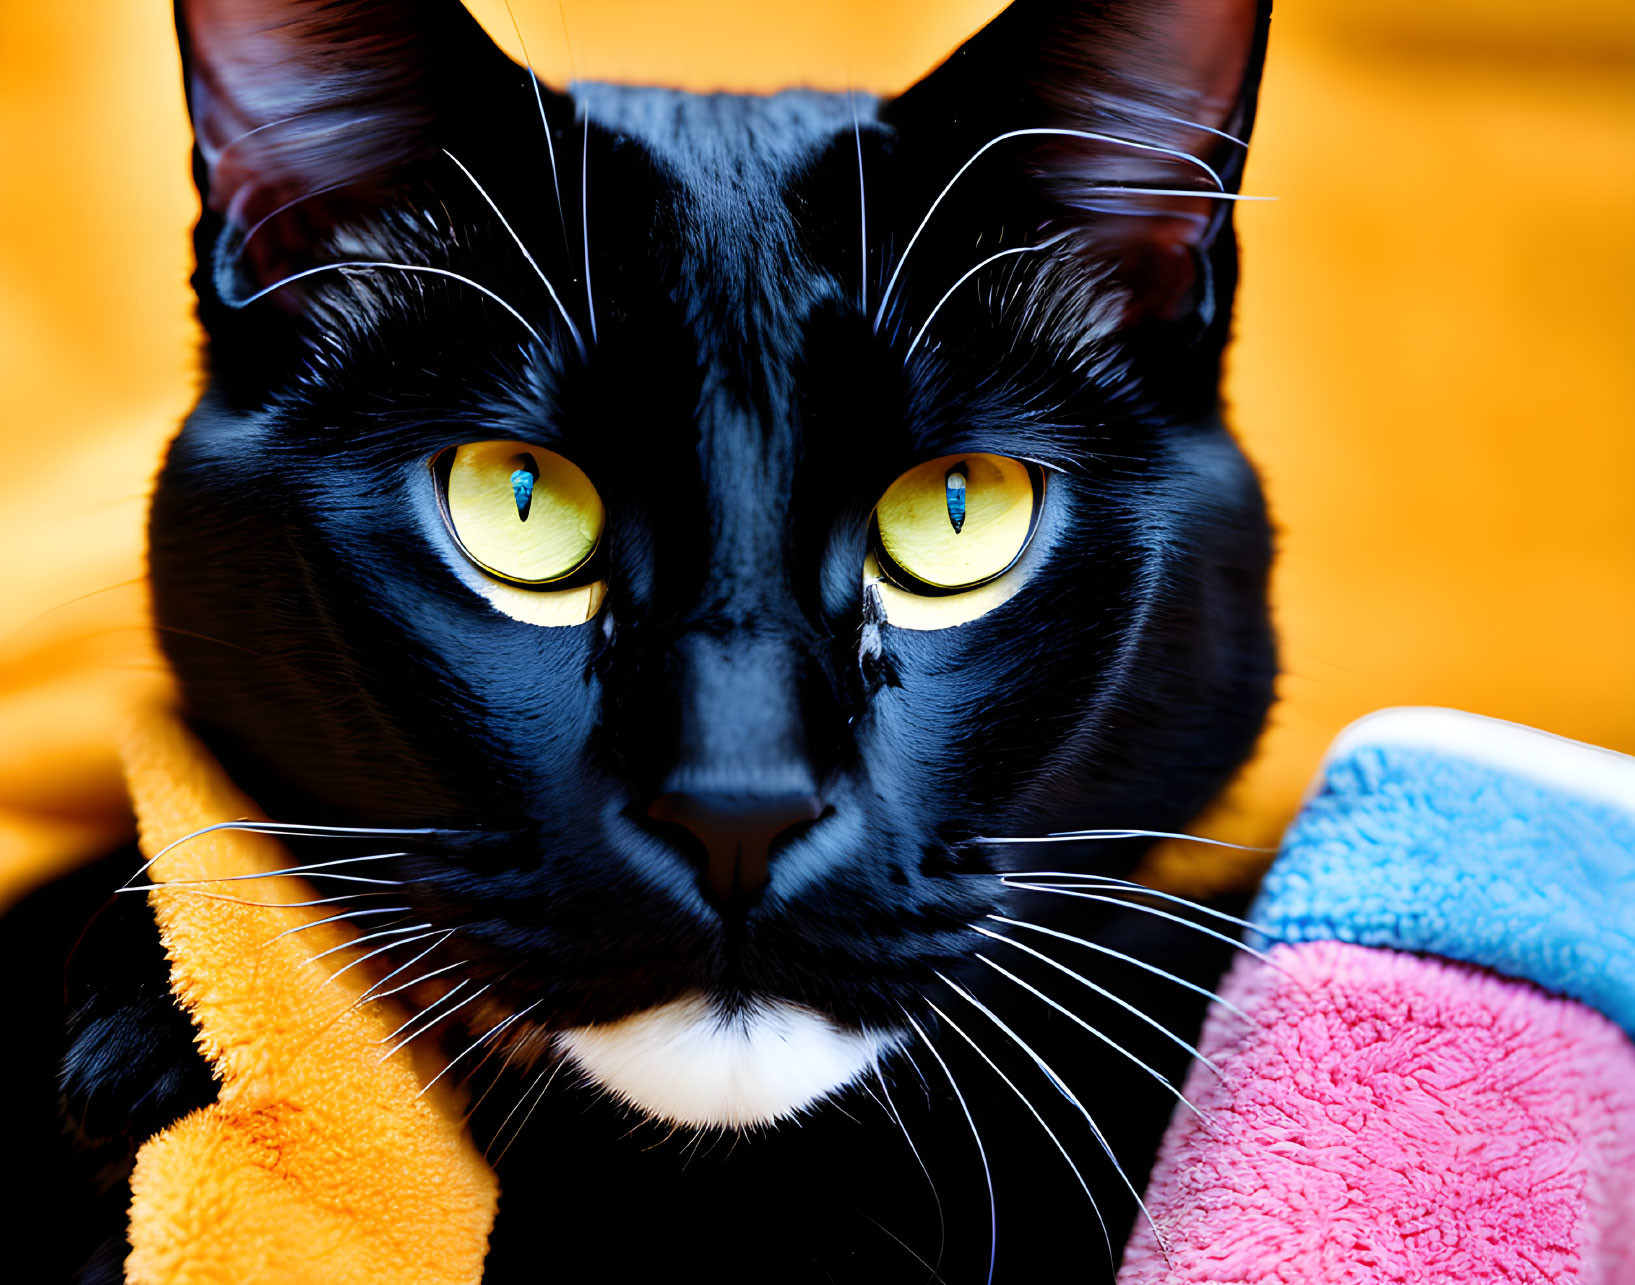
2,1,1632,905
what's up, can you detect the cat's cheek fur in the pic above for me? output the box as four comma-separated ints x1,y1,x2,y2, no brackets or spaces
555,994,902,1129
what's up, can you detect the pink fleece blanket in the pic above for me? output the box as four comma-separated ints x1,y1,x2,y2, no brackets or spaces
1119,941,1635,1285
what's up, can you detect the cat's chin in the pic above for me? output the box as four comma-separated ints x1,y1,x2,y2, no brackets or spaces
554,994,900,1130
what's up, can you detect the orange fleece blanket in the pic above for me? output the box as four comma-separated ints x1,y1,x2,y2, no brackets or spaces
120,699,497,1283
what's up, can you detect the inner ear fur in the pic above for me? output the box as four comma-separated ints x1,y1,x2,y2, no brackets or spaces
176,0,540,303
883,0,1273,330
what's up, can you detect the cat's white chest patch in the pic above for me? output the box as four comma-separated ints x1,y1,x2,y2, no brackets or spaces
556,994,898,1129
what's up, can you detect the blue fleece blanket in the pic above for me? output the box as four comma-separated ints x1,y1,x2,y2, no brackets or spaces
1250,706,1635,1035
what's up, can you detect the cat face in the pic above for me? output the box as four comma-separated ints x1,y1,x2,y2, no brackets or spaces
153,0,1274,1128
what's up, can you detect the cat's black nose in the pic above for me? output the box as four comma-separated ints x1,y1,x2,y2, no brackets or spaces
646,792,824,911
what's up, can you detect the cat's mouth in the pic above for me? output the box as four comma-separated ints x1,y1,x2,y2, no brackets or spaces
553,993,902,1129
388,811,982,1128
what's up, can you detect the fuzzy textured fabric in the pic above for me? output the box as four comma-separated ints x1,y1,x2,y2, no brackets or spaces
120,699,497,1284
1120,941,1635,1284
1120,708,1635,1284
1255,707,1635,1034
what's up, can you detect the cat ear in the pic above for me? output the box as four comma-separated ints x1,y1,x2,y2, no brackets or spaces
883,0,1272,331
177,0,528,301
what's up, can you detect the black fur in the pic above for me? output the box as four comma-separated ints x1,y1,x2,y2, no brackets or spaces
5,848,215,1282
35,2,1277,1279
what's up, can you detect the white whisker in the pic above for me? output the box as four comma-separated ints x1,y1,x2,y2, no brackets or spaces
209,111,326,163
580,112,596,344
270,906,411,941
234,178,351,260
351,930,458,1007
1002,886,1284,971
972,940,1221,1105
923,997,1113,1272
378,978,472,1046
493,1051,569,1165
500,1058,554,1136
417,1000,541,1098
906,232,1074,360
933,971,1172,1264
1155,112,1248,150
143,888,388,910
861,1211,950,1285
308,922,433,965
237,262,546,349
876,1065,946,1281
490,1063,553,1163
987,914,1250,1022
875,126,1234,330
326,927,449,985
999,872,1283,940
1067,187,1271,203
1072,201,1211,226
442,150,586,359
122,850,410,896
905,1013,996,1285
126,871,404,890
119,819,437,890
501,0,566,243
972,827,1270,852
379,982,490,1061
360,958,465,1006
851,91,868,315
897,1043,935,1107
459,1022,535,1127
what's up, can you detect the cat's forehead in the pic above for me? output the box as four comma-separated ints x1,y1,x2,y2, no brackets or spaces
574,84,872,191
569,83,875,452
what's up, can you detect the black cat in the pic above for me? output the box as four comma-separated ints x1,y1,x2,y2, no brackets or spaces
22,1,1275,1279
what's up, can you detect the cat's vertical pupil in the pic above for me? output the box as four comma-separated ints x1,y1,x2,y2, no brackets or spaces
510,454,539,523
945,464,968,534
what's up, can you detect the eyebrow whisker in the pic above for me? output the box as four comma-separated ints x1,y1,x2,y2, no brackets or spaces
875,125,1237,330
500,0,568,252
906,232,1075,360
236,262,547,351
441,149,585,359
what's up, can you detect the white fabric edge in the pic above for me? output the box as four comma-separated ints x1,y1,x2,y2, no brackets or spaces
1318,706,1635,816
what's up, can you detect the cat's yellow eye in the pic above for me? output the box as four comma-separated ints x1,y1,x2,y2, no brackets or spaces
438,440,603,586
873,453,1042,594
